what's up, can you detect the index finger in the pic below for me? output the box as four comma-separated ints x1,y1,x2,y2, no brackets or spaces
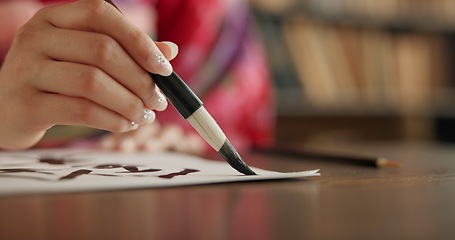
38,0,173,76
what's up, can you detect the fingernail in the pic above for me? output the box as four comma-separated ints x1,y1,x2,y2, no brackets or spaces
154,54,173,76
150,90,168,111
130,121,139,131
142,109,156,124
162,41,179,60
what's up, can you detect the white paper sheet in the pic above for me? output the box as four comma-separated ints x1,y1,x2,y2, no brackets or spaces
0,149,319,196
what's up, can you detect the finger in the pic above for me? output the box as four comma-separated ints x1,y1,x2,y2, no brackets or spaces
38,0,173,76
34,60,155,125
33,93,138,133
33,26,165,111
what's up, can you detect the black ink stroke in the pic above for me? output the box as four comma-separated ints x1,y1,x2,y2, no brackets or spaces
1,160,202,182
158,169,200,179
119,166,161,173
39,157,66,165
0,168,54,175
59,169,92,180
94,164,161,173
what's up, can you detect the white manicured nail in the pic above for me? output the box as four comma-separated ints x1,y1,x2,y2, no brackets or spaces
154,54,173,76
130,121,139,131
162,41,179,60
150,90,168,111
142,109,156,124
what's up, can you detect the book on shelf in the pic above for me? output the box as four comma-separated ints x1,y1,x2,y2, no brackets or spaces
281,16,450,115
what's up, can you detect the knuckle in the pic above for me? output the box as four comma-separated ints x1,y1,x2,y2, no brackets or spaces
79,68,103,94
81,0,108,22
14,25,38,48
80,0,122,27
73,102,96,124
33,7,47,20
91,35,116,64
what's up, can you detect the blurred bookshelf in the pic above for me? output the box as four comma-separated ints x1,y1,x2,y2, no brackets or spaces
250,0,455,144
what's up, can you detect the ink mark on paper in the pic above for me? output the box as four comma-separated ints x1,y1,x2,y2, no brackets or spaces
120,166,161,173
0,168,53,174
59,169,92,180
158,169,200,179
39,157,66,165
0,154,202,182
94,164,161,173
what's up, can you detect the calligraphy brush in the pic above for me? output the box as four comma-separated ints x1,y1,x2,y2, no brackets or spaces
253,145,400,168
104,0,256,175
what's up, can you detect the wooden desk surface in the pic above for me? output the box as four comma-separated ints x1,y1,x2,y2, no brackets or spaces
1,142,454,240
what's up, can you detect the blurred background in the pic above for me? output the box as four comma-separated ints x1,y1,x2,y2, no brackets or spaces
249,0,455,146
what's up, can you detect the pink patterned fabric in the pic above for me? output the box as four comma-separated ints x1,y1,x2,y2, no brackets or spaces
154,0,274,152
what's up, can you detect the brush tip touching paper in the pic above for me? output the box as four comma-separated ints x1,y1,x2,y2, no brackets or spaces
218,140,256,175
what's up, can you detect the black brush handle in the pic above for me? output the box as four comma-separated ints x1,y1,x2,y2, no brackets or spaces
150,72,203,119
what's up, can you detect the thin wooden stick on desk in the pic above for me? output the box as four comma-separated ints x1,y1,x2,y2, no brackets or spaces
253,145,400,168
